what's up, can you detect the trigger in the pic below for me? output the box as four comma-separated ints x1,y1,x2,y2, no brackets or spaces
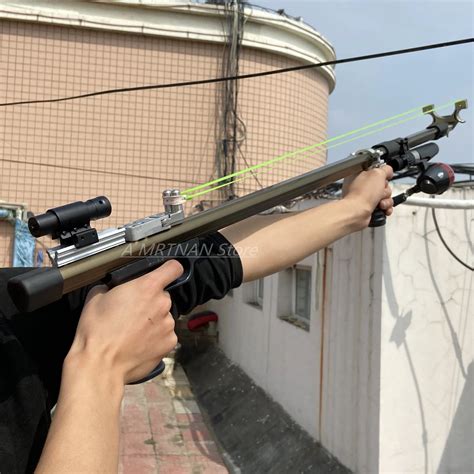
164,257,195,292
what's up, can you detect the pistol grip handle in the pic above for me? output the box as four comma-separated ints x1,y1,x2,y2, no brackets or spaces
369,208,387,227
104,257,194,385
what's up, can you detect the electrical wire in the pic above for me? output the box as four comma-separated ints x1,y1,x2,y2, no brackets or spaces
0,157,194,185
431,208,473,271
451,164,474,176
239,146,264,189
214,0,248,197
0,39,471,108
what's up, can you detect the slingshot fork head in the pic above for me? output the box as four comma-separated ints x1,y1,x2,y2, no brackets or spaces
423,99,468,135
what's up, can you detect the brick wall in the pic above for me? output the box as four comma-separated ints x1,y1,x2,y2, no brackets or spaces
0,19,329,266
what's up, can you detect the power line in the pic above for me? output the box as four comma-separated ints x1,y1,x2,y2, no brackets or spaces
0,38,471,108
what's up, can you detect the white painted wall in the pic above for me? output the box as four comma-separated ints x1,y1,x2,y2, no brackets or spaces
320,227,384,472
379,185,473,474
209,251,323,439
207,185,474,473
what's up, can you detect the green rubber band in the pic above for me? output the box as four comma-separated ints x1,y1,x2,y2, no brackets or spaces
184,101,456,200
182,100,456,197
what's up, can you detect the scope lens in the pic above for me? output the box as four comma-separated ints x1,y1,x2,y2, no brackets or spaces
28,212,59,237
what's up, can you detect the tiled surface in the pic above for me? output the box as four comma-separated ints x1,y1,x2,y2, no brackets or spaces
119,362,228,474
0,19,328,266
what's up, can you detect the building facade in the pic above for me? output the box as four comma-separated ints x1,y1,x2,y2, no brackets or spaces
0,0,335,266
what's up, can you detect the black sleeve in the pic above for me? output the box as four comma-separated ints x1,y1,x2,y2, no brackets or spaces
0,232,242,472
0,267,82,474
168,231,243,316
0,267,83,407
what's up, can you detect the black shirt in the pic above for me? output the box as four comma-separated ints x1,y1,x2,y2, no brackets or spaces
0,232,242,474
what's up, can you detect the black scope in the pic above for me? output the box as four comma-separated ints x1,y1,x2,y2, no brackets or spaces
29,196,112,238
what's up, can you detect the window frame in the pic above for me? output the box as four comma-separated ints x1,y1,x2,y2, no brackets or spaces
276,252,321,332
244,277,265,309
292,264,312,323
256,277,264,307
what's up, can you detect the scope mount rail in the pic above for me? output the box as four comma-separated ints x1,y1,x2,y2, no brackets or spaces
48,190,185,267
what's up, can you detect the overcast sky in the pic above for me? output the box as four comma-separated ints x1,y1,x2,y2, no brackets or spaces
255,0,473,166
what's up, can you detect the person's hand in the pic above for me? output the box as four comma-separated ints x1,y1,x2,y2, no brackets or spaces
66,260,183,384
342,165,394,227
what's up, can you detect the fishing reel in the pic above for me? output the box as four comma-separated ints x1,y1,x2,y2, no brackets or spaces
369,142,455,227
391,161,454,202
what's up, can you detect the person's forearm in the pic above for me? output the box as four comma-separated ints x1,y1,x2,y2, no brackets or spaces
221,198,369,281
35,352,124,474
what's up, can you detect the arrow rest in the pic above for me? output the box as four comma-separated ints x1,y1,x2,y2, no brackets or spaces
423,99,467,138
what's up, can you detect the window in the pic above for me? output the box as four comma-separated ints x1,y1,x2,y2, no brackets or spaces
277,256,319,331
293,267,311,321
244,278,264,308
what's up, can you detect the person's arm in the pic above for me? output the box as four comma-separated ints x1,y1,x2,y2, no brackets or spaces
221,166,394,281
35,260,183,474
